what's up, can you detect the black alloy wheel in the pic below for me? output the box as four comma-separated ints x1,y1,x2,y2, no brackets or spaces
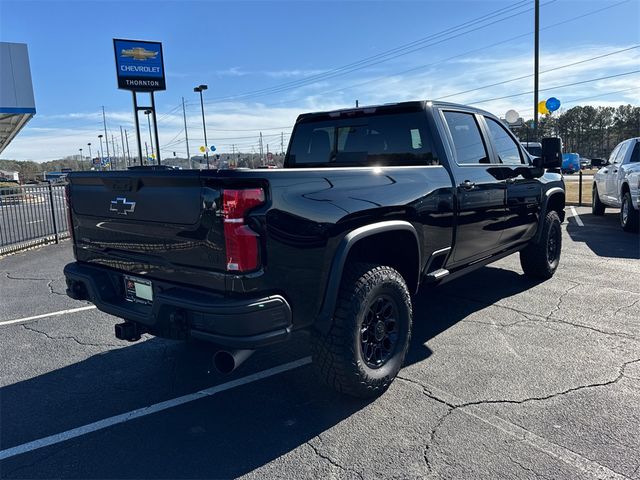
360,295,399,369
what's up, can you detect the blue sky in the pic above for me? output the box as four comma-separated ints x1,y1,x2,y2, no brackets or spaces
1,0,638,161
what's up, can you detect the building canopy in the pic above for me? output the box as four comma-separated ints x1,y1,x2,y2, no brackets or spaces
0,42,35,154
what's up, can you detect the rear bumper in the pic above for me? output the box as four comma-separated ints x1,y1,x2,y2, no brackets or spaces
64,262,292,348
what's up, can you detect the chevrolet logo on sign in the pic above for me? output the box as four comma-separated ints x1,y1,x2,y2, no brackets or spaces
120,47,158,61
110,197,136,215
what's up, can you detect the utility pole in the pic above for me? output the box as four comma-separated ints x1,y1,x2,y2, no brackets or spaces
182,96,191,168
259,132,264,162
533,0,540,141
281,131,284,155
102,106,111,168
98,134,105,171
120,126,127,167
79,148,83,170
356,99,359,108
111,135,118,169
87,143,92,168
124,130,131,165
145,141,149,164
194,85,209,168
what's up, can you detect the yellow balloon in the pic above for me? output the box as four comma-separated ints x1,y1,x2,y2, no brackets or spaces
538,100,549,115
199,146,206,153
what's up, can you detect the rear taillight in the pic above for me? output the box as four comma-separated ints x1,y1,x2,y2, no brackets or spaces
222,188,265,272
64,184,75,243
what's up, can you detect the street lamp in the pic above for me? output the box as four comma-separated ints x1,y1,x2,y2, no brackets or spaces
87,143,92,168
143,109,154,160
194,84,209,169
98,135,105,170
79,148,83,171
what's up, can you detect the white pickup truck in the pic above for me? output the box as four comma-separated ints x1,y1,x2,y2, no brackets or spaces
592,137,640,232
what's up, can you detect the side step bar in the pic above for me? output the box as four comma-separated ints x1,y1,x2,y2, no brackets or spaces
425,268,449,282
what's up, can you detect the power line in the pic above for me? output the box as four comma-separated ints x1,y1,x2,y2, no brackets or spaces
256,0,632,109
436,46,640,101
468,70,640,106
518,86,640,114
201,1,542,104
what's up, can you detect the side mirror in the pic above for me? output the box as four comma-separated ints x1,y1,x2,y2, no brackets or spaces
533,137,562,169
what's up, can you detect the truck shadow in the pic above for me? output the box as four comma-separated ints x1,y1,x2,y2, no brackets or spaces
566,211,639,259
1,265,540,479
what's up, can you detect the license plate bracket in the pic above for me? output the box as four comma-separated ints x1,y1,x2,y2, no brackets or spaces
124,275,153,305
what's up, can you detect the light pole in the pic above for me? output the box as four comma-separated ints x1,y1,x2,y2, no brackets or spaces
98,134,105,170
194,84,209,169
87,143,92,168
144,109,155,160
79,148,83,170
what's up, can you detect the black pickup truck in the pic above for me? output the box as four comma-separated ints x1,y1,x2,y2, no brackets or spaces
64,101,565,397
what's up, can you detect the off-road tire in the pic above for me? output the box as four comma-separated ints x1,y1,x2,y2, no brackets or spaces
620,190,639,233
311,263,412,398
592,185,605,216
520,210,562,280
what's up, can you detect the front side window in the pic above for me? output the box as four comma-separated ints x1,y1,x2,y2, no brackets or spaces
614,141,630,164
443,111,489,164
485,117,523,165
287,112,437,166
608,144,621,164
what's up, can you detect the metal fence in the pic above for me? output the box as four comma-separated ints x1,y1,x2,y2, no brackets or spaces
0,183,70,255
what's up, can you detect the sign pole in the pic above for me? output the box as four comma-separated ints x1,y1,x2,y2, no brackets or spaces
533,0,540,141
150,91,161,165
132,91,144,166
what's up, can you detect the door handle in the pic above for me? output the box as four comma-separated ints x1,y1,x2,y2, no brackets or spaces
460,180,476,190
603,169,608,173
613,169,618,173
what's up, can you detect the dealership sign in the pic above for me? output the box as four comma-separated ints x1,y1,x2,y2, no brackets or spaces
113,39,165,91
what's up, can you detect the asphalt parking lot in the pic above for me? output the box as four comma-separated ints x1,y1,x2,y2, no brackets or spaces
1,206,639,480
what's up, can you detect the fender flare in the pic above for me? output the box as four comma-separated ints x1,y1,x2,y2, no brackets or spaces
534,187,565,243
315,220,420,334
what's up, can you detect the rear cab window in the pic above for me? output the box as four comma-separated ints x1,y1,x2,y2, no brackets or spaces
286,110,438,167
442,111,489,165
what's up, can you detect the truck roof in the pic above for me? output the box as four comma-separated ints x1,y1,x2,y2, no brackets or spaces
296,100,496,123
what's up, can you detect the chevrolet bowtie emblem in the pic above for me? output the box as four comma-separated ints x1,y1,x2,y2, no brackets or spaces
109,197,136,215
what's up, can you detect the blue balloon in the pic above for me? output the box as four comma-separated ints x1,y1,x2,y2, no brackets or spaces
546,97,561,112
210,145,216,152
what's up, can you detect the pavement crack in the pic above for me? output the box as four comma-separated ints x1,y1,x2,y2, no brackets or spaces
21,323,122,348
306,436,364,480
547,281,581,318
47,279,67,297
398,358,640,475
442,292,640,342
613,298,640,317
5,272,52,282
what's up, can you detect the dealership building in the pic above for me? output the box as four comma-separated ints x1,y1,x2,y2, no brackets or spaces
0,42,36,155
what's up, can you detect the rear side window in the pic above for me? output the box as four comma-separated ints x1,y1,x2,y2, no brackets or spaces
287,112,437,166
443,111,489,165
484,117,523,165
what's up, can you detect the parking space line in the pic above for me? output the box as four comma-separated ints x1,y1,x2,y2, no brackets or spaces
0,306,97,327
0,356,312,461
569,206,584,227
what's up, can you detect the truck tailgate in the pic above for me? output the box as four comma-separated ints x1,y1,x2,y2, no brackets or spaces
68,171,227,283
